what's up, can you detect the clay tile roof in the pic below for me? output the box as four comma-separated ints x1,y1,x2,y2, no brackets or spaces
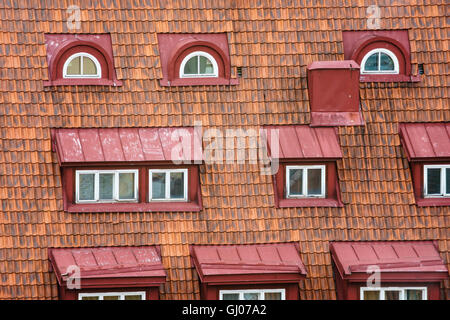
191,243,307,283
399,123,450,161
52,127,202,165
330,241,449,276
48,246,166,287
264,125,342,159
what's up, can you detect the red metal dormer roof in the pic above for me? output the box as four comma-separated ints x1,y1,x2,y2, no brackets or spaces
330,241,449,282
263,125,342,159
48,246,167,288
52,127,202,165
190,243,307,285
399,122,450,161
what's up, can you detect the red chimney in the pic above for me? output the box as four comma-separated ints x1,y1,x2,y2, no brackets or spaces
307,60,364,126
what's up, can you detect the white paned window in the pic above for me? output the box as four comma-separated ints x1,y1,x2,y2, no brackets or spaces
424,165,450,197
149,169,188,201
360,287,427,300
180,51,218,78
360,48,399,74
78,291,145,300
63,52,102,78
220,289,285,300
76,170,138,203
286,165,326,198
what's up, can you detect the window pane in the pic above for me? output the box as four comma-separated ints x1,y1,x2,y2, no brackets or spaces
170,171,185,199
222,293,239,300
364,53,379,71
380,53,395,71
427,168,441,194
307,168,323,195
103,295,120,300
79,173,95,200
151,172,166,199
446,168,450,194
82,56,97,75
66,56,81,75
124,295,143,300
264,292,282,300
184,56,198,74
119,172,135,199
99,173,114,200
81,296,99,300
385,290,401,300
363,290,380,300
243,292,259,300
288,168,303,196
199,56,214,74
406,289,423,300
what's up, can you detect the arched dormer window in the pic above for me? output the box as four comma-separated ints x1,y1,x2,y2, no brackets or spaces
360,48,399,74
63,52,102,78
44,34,122,86
180,51,218,78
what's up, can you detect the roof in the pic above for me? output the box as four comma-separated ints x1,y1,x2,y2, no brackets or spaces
264,125,342,159
399,123,450,161
191,243,307,284
48,246,166,288
52,127,202,165
330,241,449,280
0,1,449,300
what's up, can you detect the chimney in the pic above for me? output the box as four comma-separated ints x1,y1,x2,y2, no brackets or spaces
307,60,364,126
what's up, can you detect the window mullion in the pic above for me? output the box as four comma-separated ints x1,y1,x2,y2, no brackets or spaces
303,168,308,196
441,167,446,196
166,171,171,199
94,172,99,201
80,56,84,76
114,171,119,201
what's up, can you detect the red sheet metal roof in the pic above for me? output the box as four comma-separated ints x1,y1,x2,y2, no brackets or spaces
190,243,307,284
48,246,166,288
264,125,342,159
330,241,448,279
399,123,450,161
52,127,202,165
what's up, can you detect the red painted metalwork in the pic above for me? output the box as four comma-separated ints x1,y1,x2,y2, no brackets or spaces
399,123,450,161
330,241,448,299
157,33,238,86
44,34,122,86
342,30,420,82
52,127,203,166
307,61,364,126
264,125,342,159
48,246,167,290
191,243,306,300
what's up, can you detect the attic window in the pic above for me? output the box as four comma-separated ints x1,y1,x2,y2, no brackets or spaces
286,165,326,198
361,48,399,74
180,51,218,78
424,165,450,198
63,52,101,78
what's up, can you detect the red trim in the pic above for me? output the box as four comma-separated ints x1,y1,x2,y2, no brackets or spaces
410,162,450,207
273,161,343,208
61,165,202,213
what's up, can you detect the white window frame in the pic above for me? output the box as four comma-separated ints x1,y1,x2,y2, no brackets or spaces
423,165,450,197
219,289,286,300
360,287,427,300
78,291,146,300
148,168,188,202
360,48,399,74
285,165,326,198
75,169,139,203
179,51,219,78
63,52,102,78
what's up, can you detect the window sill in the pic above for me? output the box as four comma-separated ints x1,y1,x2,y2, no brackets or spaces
415,197,450,207
360,74,421,82
67,201,202,213
278,198,343,208
160,77,239,87
43,78,123,86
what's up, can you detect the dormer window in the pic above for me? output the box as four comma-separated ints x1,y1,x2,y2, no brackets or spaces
286,165,326,198
424,165,450,198
180,51,218,78
63,52,102,78
360,48,399,74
